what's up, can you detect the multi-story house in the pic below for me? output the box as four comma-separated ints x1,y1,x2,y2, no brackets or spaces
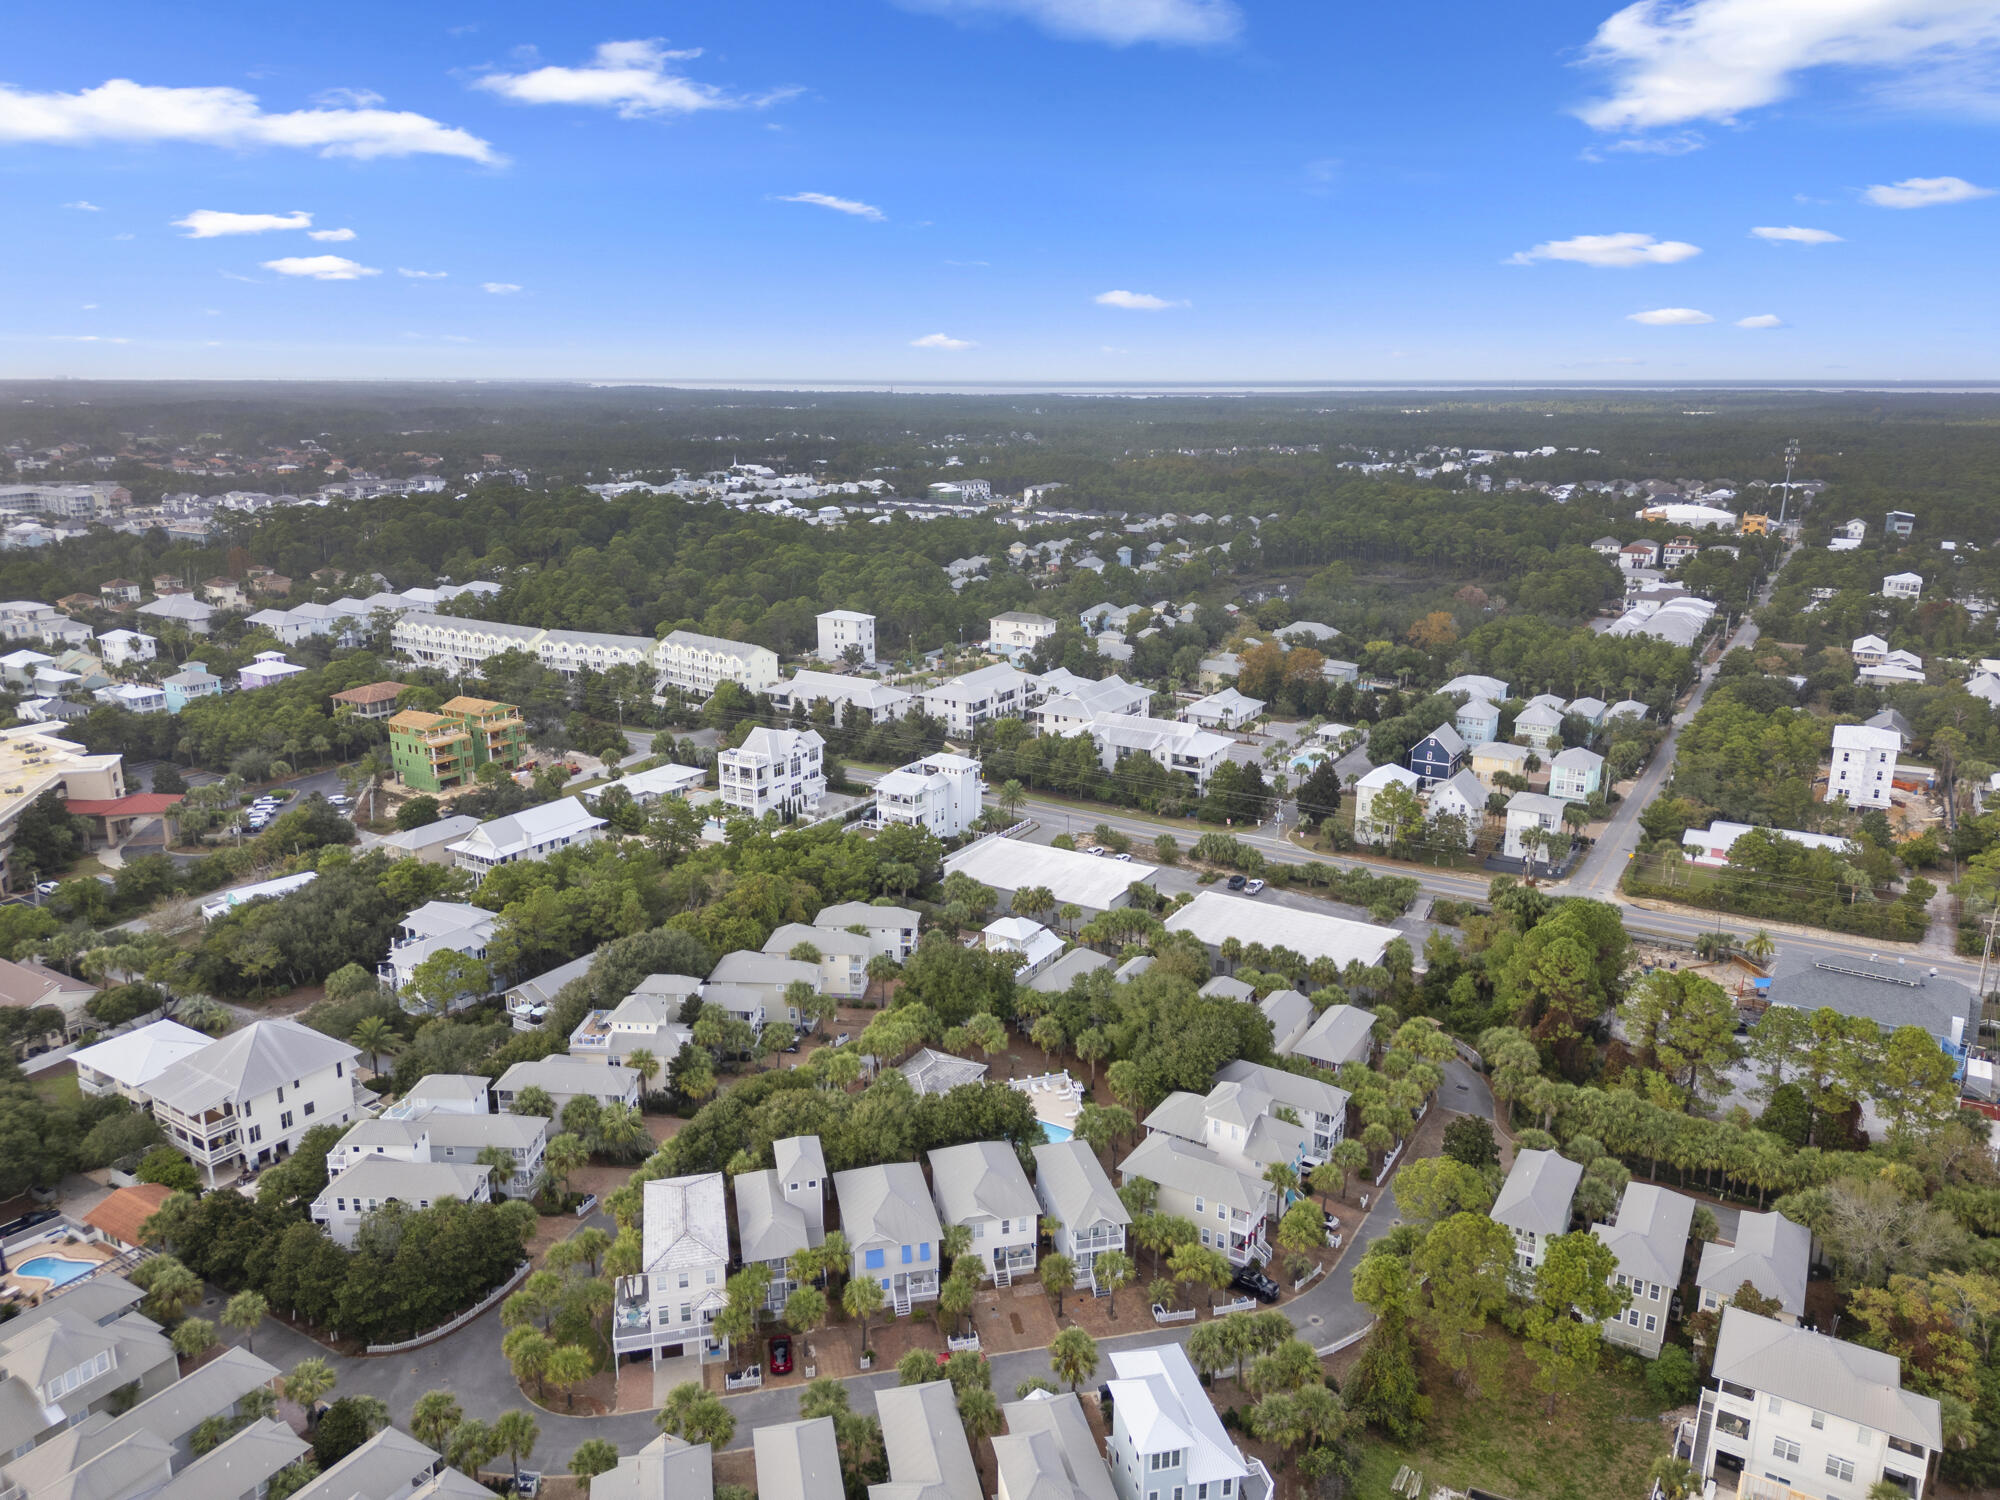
568,990,694,1065
753,1418,844,1500
1032,1138,1131,1292
0,1278,179,1456
1407,722,1468,786
921,663,1042,737
1595,1183,1696,1359
832,1161,943,1314
388,696,528,794
1453,696,1501,745
1490,1148,1582,1287
873,1382,981,1498
733,1136,827,1312
1688,1308,1942,1500
812,901,921,962
1182,687,1264,731
142,1018,360,1185
988,611,1057,657
1503,790,1568,861
329,681,411,721
1512,701,1564,749
872,751,984,838
815,609,875,664
95,628,155,668
309,1158,492,1246
322,1088,547,1200
995,1391,1120,1500
706,950,820,1028
981,916,1065,977
1212,1060,1349,1164
773,670,911,727
1423,768,1489,847
1104,1344,1271,1500
1117,1132,1271,1267
1881,571,1923,600
161,661,223,714
1087,715,1236,793
1031,670,1151,735
1352,763,1421,845
91,682,163,714
1548,746,1605,802
1142,1076,1312,1198
655,629,781,698
0,956,99,1044
446,796,606,876
1270,1001,1376,1071
929,1141,1039,1284
379,900,499,1003
614,1174,730,1366
761,922,870,1000
135,593,214,635
1830,723,1899,810
493,1056,640,1117
719,727,825,819
1695,1210,1810,1325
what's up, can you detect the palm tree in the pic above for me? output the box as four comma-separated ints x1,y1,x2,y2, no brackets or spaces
135,1257,202,1322
1093,1249,1134,1318
1745,929,1777,967
1039,1254,1077,1318
281,1358,337,1424
491,1410,539,1492
1050,1326,1099,1391
843,1274,884,1359
544,1132,589,1197
222,1291,268,1353
350,1016,396,1074
864,953,900,1007
410,1391,463,1452
545,1344,594,1411
958,1384,1003,1454
170,1317,216,1363
623,1048,659,1098
655,1382,735,1447
594,1103,651,1163
568,1439,620,1494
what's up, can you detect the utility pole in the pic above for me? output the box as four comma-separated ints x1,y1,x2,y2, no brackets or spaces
1776,438,1800,527
1978,903,2000,1002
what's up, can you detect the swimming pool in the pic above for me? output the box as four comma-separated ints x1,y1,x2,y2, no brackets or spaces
1040,1124,1073,1144
14,1255,97,1287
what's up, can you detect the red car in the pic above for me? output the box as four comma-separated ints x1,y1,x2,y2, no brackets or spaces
769,1336,794,1376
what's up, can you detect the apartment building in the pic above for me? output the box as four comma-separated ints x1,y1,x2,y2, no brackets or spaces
388,696,528,793
656,629,781,698
773,670,911,727
921,663,1043,737
1088,714,1236,792
1688,1308,1942,1500
718,727,825,819
815,609,876,664
1031,670,1152,735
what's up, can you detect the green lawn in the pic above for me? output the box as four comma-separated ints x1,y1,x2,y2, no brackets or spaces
34,1071,81,1109
1350,1339,1671,1500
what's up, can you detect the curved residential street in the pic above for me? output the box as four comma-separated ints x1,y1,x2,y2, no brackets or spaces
240,1059,1493,1463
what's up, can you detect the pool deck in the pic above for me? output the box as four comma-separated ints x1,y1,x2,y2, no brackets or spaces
1011,1070,1085,1138
1,1241,120,1304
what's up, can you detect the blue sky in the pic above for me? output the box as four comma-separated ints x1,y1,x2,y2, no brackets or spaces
5,0,1998,381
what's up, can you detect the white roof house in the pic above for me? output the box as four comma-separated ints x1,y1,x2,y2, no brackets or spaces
1163,891,1398,971
981,916,1065,976
1681,821,1854,867
447,796,606,875
872,1381,982,1500
1181,687,1265,730
994,1392,1119,1500
71,1020,213,1102
1105,1345,1268,1500
945,838,1158,915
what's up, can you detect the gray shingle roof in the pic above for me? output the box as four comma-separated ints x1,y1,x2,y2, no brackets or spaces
1713,1308,1943,1452
1765,954,1974,1043
145,1017,358,1116
929,1141,1038,1227
1032,1139,1130,1235
1593,1183,1695,1289
834,1162,942,1253
753,1419,842,1500
1696,1210,1810,1318
871,1381,980,1500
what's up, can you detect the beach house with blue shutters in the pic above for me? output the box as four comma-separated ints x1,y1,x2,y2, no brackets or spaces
1406,722,1468,786
833,1161,943,1314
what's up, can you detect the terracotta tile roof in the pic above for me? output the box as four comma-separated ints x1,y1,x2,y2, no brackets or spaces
84,1182,174,1246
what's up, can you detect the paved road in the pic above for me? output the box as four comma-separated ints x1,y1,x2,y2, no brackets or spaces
242,1059,1494,1464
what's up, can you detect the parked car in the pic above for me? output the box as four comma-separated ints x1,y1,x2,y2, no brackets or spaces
1231,1266,1281,1303
769,1335,793,1376
34,881,59,896
1244,878,1266,895
1083,845,1106,856
1113,851,1133,862
1226,874,1248,891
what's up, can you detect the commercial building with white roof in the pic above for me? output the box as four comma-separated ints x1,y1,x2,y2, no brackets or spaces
1163,891,1398,971
945,837,1159,916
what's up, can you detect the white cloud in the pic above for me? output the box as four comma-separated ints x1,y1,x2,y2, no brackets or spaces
1095,288,1189,309
1627,306,1714,324
1737,313,1784,327
308,227,356,241
398,267,448,279
262,255,379,280
51,334,129,343
313,87,385,109
475,40,785,118
1751,224,1843,243
1507,231,1700,267
0,78,498,162
1576,0,2000,132
173,208,312,238
911,332,974,349
775,191,885,221
481,282,522,294
81,303,97,310
899,0,1242,46
63,199,100,211
1864,174,1994,207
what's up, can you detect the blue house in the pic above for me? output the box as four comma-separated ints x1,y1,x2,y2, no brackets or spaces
162,660,223,714
833,1161,943,1313
1407,722,1468,786
1454,696,1502,745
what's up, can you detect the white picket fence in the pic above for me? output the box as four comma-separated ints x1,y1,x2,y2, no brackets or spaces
1292,1261,1326,1292
1151,1303,1196,1326
946,1333,981,1353
1214,1296,1256,1317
